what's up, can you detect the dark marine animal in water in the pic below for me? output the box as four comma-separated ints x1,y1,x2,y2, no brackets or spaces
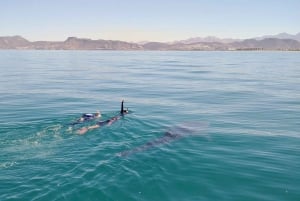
117,122,208,157
77,100,129,135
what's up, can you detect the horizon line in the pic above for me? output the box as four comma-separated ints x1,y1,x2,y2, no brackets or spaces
2,31,300,43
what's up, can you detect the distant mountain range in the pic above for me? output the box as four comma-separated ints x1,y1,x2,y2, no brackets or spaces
254,32,300,41
172,36,240,44
171,32,300,44
0,36,142,50
1,33,300,51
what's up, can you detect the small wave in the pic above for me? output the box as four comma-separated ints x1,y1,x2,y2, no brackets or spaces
0,161,17,169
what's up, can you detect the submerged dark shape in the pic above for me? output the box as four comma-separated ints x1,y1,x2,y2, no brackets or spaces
117,122,209,157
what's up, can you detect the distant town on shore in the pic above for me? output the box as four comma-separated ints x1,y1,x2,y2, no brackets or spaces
1,32,300,51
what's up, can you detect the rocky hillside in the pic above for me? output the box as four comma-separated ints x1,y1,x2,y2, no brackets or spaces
1,36,300,50
0,36,143,50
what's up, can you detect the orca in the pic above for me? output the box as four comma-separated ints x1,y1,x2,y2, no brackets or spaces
117,122,209,157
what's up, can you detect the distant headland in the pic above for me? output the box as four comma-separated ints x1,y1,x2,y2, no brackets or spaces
1,33,300,51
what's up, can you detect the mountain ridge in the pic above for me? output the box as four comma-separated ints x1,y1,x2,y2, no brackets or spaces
171,32,300,44
1,34,300,51
254,32,300,41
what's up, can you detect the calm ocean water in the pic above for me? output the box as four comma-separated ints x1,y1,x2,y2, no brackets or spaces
0,50,299,201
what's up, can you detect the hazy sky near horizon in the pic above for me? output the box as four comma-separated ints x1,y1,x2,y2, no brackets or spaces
1,0,299,42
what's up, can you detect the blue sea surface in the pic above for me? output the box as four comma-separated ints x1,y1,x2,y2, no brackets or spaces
0,50,299,201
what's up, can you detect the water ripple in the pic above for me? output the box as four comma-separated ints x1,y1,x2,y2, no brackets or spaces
0,51,299,201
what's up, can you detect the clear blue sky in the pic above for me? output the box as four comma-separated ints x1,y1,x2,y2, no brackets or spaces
1,0,299,42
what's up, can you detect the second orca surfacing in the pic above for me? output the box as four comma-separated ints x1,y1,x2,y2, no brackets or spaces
117,122,209,157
